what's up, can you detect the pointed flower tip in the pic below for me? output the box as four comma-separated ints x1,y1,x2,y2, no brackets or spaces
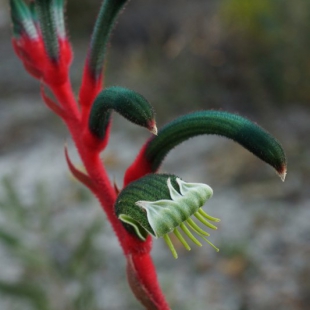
278,166,287,182
148,121,158,135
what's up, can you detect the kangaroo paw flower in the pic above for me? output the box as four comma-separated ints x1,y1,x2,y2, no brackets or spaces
9,0,288,307
124,111,287,185
115,173,219,259
11,0,72,85
35,0,59,61
88,86,156,140
10,0,39,39
86,0,128,80
79,0,129,107
10,0,45,79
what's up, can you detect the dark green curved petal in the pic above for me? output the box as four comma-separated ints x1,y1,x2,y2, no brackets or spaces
145,111,287,179
89,86,156,139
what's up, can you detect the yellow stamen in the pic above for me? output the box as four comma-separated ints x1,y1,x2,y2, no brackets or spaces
198,208,220,222
186,218,210,236
163,234,178,259
180,223,202,246
194,212,218,230
173,228,191,251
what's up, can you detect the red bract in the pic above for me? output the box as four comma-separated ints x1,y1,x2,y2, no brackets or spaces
12,34,72,85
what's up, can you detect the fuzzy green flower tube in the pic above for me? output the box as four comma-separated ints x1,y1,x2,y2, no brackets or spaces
147,111,286,177
35,0,60,61
87,0,128,79
52,0,66,39
124,111,287,185
10,0,38,39
88,86,157,139
79,0,129,110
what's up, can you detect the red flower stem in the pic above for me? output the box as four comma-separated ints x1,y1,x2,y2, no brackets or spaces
47,80,80,118
47,79,170,309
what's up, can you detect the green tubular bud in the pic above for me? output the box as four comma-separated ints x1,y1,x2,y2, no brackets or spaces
29,1,38,23
115,173,219,258
52,0,66,39
88,0,128,79
10,0,38,39
88,0,128,78
89,86,157,139
145,111,287,180
35,0,59,61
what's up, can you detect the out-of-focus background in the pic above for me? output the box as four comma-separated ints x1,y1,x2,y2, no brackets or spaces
0,0,309,309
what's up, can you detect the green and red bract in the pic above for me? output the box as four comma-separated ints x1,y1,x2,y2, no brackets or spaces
9,1,287,309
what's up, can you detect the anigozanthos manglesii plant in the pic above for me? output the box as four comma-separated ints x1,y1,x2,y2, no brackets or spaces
115,174,219,259
9,1,287,309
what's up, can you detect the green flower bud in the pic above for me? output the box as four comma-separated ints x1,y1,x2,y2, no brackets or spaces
52,0,66,39
10,0,38,39
35,0,63,61
87,0,128,79
145,111,287,180
115,174,219,259
89,86,157,139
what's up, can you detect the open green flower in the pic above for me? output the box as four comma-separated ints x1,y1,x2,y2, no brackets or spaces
115,173,220,259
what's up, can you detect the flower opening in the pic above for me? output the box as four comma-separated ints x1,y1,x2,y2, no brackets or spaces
116,174,220,258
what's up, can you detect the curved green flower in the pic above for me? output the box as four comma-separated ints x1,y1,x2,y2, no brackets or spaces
124,111,287,185
89,86,157,139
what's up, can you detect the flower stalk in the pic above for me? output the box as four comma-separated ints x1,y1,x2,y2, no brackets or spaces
9,1,287,309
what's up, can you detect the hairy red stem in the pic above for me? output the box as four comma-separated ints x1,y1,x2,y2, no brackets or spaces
47,78,170,309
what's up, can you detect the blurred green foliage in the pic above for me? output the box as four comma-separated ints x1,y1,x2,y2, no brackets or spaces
220,0,310,105
101,0,310,117
0,176,107,310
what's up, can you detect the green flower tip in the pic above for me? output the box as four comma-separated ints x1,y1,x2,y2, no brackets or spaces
10,0,38,39
278,165,287,182
34,0,67,61
115,174,220,259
